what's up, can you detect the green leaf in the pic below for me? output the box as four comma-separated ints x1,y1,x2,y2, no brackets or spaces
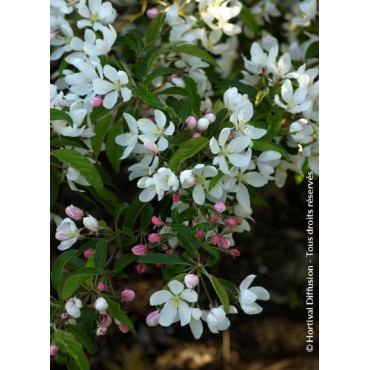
216,80,257,102
94,240,107,270
114,202,129,229
144,67,178,83
132,86,166,110
249,187,269,207
172,225,200,251
208,172,223,191
265,112,283,141
207,274,230,313
140,204,153,230
204,247,220,267
180,98,193,121
113,254,137,272
65,325,97,354
146,12,165,45
105,121,123,173
50,165,60,206
104,296,136,334
61,267,103,301
159,87,190,97
138,253,184,265
91,115,111,157
184,77,201,116
76,307,99,324
123,195,147,228
240,5,260,34
51,150,104,190
51,250,77,297
54,331,90,370
169,137,209,171
50,136,89,150
252,139,289,160
172,44,218,67
50,108,73,125
137,45,162,78
305,41,319,59
170,134,190,147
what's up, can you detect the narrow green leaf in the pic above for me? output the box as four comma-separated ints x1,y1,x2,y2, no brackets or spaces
105,121,123,173
104,297,136,334
50,108,73,125
205,108,229,139
169,137,209,171
208,172,223,191
50,165,60,206
61,267,103,301
265,112,283,141
132,86,166,110
51,250,77,297
94,240,107,270
140,204,153,230
172,225,200,251
159,87,190,97
240,5,260,34
207,274,230,313
91,115,111,157
305,41,319,59
172,44,218,67
76,307,99,324
144,67,177,83
113,254,137,273
138,253,184,265
51,150,104,190
146,12,165,45
54,331,90,370
65,325,97,354
50,136,89,150
123,195,147,228
114,202,129,229
252,139,289,159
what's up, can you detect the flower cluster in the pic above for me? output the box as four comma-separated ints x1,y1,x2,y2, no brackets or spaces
50,0,318,364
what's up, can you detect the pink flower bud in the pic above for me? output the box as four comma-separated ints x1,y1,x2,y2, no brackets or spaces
170,73,179,81
121,289,135,302
146,310,160,326
96,325,107,336
97,282,105,292
196,231,204,239
211,235,221,245
165,249,174,255
230,249,240,257
225,217,237,227
211,215,219,223
91,95,103,108
184,274,199,289
197,118,210,131
204,113,216,123
83,216,99,232
220,237,231,249
118,323,130,333
136,263,146,274
146,8,159,19
151,216,163,226
101,312,112,327
214,202,226,213
173,192,180,202
132,244,148,256
61,313,69,321
83,248,95,259
94,297,108,312
186,116,197,129
50,345,59,356
149,116,155,122
192,132,201,138
148,233,161,244
65,205,84,220
143,138,158,155
236,219,242,226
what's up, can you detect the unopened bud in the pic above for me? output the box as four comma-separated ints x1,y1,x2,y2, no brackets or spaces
214,202,226,213
143,138,158,155
65,205,84,220
211,235,221,245
230,249,240,257
151,216,163,226
148,233,161,244
220,237,230,249
136,263,146,274
50,345,59,356
83,215,99,232
97,282,105,292
146,310,160,326
204,113,216,123
96,325,107,336
184,274,199,288
186,116,197,129
118,323,130,333
225,217,237,227
94,297,108,312
211,215,219,223
196,231,204,239
132,244,148,256
197,118,210,131
146,8,159,19
91,95,103,108
173,192,180,202
192,132,201,138
121,289,135,302
83,248,95,259
61,313,69,321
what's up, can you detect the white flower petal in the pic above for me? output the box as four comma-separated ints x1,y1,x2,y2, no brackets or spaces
249,287,270,301
159,301,177,327
178,301,191,326
150,290,173,306
189,318,203,340
239,274,256,290
241,302,263,315
180,289,198,303
103,90,118,109
168,280,184,295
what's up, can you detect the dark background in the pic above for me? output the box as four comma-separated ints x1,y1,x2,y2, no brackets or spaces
51,167,319,370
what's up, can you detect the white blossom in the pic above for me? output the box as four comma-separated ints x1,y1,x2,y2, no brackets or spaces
55,218,79,251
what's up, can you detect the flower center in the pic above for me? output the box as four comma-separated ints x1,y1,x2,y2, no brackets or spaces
171,295,181,307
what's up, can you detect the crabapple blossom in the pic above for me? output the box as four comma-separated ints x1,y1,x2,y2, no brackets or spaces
77,0,117,31
239,275,270,314
93,64,131,108
150,280,198,327
96,325,107,336
94,297,108,312
203,305,238,334
83,25,117,57
55,218,79,251
115,113,139,160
